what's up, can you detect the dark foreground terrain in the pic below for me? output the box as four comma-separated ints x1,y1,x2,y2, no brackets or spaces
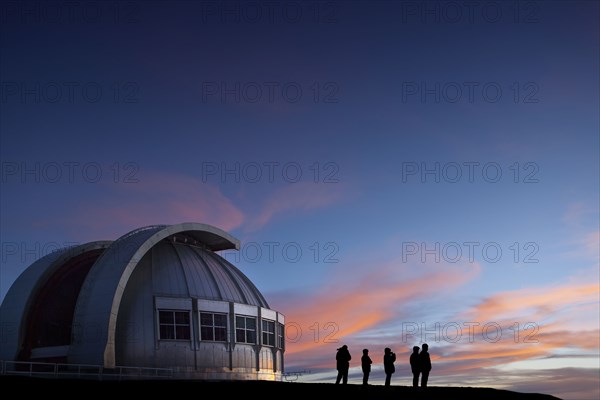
0,376,562,399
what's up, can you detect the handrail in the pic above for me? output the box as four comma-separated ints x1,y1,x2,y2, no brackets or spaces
0,360,285,381
0,361,173,380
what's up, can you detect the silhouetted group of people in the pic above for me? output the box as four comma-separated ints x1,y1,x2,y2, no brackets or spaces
410,344,431,388
335,343,432,388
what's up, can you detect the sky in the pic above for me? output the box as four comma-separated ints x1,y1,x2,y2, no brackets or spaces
0,1,598,399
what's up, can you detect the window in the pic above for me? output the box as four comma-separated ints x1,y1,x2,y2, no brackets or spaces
262,319,275,346
158,310,191,340
277,323,285,349
200,312,227,341
235,315,257,344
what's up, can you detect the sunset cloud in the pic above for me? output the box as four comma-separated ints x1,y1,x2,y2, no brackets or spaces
246,181,346,231
464,281,600,323
38,171,348,241
269,257,481,370
275,261,599,400
57,172,245,241
411,281,599,373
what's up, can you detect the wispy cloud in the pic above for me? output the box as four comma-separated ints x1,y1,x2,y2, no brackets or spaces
245,182,346,231
41,171,348,242
400,281,599,374
58,172,245,240
562,202,597,228
464,281,600,323
270,257,480,370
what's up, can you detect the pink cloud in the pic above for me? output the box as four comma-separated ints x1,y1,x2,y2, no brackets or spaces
60,172,245,241
270,258,480,370
47,171,348,241
464,281,600,323
417,281,600,374
246,181,346,231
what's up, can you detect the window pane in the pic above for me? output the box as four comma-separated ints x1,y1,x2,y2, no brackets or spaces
159,311,174,324
236,316,244,329
267,321,275,332
247,331,256,344
200,313,213,325
214,314,227,327
160,325,174,340
176,325,190,340
278,324,285,349
246,318,256,330
236,329,245,343
266,332,275,346
175,311,190,324
215,327,227,341
201,326,214,341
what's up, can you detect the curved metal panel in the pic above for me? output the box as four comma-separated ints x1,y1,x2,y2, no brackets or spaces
0,241,111,361
69,226,166,366
210,252,270,308
152,242,190,297
197,249,247,304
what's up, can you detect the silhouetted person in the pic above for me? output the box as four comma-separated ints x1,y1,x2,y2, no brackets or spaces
383,347,396,387
419,343,432,388
410,345,420,388
335,345,351,384
361,348,372,386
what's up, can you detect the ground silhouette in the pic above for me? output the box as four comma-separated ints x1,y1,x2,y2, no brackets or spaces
0,376,562,399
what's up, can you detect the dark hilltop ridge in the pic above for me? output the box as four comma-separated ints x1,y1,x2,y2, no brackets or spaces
0,376,562,400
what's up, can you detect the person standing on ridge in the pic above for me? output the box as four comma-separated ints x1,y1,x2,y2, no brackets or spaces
383,347,396,387
419,343,432,388
410,346,420,388
361,348,372,386
335,345,352,384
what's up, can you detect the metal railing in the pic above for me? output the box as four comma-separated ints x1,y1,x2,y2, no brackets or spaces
0,360,173,380
283,370,311,382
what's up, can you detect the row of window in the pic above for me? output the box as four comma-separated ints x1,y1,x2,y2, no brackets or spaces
158,310,284,348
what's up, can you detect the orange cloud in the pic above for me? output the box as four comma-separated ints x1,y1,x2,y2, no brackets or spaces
465,281,600,323
271,258,480,370
426,325,600,380
429,282,600,374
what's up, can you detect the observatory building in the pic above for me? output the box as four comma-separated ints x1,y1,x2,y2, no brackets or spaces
0,223,285,380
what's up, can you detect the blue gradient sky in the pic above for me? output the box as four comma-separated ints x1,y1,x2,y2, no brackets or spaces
1,1,598,399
